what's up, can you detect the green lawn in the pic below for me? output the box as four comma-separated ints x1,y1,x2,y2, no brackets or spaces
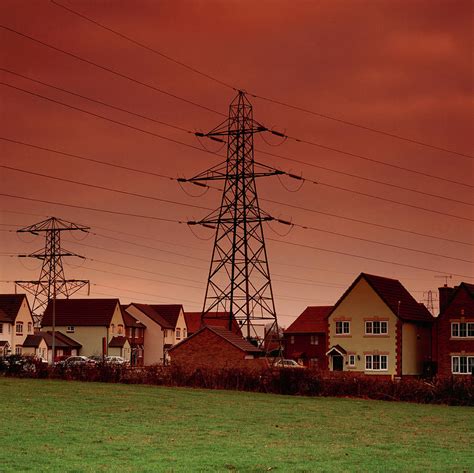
0,378,473,472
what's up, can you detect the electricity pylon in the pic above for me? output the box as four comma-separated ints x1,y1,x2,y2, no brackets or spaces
181,91,282,348
15,217,90,326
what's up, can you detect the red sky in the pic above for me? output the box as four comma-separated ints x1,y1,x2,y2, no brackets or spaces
1,0,472,327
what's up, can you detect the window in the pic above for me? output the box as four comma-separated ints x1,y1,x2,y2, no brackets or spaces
163,329,168,338
365,354,388,371
365,320,388,335
67,326,75,333
15,322,23,335
183,328,187,338
111,324,115,334
335,321,350,335
0,323,3,334
118,324,124,335
176,328,181,340
290,335,295,345
452,356,474,374
348,355,356,366
310,335,318,345
27,322,32,333
15,346,22,355
451,322,474,338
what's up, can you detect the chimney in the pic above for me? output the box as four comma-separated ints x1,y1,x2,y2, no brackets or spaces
438,286,455,314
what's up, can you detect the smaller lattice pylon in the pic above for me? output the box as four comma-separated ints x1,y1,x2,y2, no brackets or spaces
15,217,90,326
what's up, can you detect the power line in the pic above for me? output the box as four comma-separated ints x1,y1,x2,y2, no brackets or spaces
4,83,471,220
4,65,470,191
0,24,225,117
0,165,213,212
47,0,474,161
267,237,474,279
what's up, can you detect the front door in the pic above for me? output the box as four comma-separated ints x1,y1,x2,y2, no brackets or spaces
332,355,344,371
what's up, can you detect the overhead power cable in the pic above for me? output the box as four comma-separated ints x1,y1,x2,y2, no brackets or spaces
0,24,225,117
267,238,474,279
3,65,470,190
48,0,473,160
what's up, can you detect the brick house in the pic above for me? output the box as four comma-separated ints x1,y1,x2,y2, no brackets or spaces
0,294,35,357
184,311,242,336
22,331,81,363
326,273,433,377
121,306,146,366
168,325,265,370
42,298,126,360
284,306,332,368
434,282,474,376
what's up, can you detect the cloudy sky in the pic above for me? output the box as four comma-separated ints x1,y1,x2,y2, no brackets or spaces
1,0,472,327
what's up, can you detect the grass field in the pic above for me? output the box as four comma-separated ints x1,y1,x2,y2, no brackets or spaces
1,378,473,472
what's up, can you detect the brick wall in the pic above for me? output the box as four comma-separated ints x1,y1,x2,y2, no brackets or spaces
436,287,474,377
283,333,327,368
169,327,266,370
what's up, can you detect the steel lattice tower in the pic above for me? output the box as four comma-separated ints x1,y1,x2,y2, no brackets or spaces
183,91,282,344
15,217,90,326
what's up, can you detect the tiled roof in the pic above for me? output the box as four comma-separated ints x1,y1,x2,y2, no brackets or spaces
150,305,182,328
23,331,81,348
108,336,128,348
461,282,474,298
0,294,27,323
331,273,434,323
184,312,242,335
121,306,146,328
129,304,173,329
170,325,261,353
285,306,332,334
42,299,120,327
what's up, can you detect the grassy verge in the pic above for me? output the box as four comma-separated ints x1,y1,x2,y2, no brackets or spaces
1,378,473,472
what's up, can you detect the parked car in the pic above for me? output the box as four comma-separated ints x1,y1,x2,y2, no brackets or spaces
88,355,106,363
274,359,306,369
105,356,129,365
57,356,97,367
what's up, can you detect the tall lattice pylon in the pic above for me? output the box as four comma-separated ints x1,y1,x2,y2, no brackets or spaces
182,91,282,345
15,217,90,326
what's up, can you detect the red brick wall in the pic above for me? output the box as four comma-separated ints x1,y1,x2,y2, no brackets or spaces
169,328,266,370
283,333,327,368
436,287,474,377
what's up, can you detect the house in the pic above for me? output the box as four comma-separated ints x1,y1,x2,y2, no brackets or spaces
22,331,81,363
123,304,173,365
151,305,187,346
284,306,332,367
108,336,131,360
184,311,242,336
42,298,126,359
0,294,35,357
326,273,433,377
435,282,474,376
121,306,146,366
168,325,265,370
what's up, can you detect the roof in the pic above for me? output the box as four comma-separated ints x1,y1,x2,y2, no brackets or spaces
285,306,332,334
330,273,434,323
326,344,347,356
0,340,10,347
42,299,120,327
108,336,128,348
440,282,474,315
23,331,81,348
149,305,183,328
120,306,146,329
0,294,28,323
128,304,173,329
184,312,242,335
169,325,262,354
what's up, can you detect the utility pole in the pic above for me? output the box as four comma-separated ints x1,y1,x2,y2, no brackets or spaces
15,217,90,341
181,91,282,348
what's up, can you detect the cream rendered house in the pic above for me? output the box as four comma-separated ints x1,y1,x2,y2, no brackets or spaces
41,298,126,359
326,273,433,377
0,294,35,357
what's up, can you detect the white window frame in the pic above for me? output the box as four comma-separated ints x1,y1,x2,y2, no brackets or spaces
310,335,318,345
15,346,22,355
365,354,388,371
365,320,388,335
451,355,474,374
451,322,474,338
176,328,181,340
348,354,356,366
15,322,23,335
183,328,187,338
335,321,350,335
67,326,75,333
27,322,32,333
